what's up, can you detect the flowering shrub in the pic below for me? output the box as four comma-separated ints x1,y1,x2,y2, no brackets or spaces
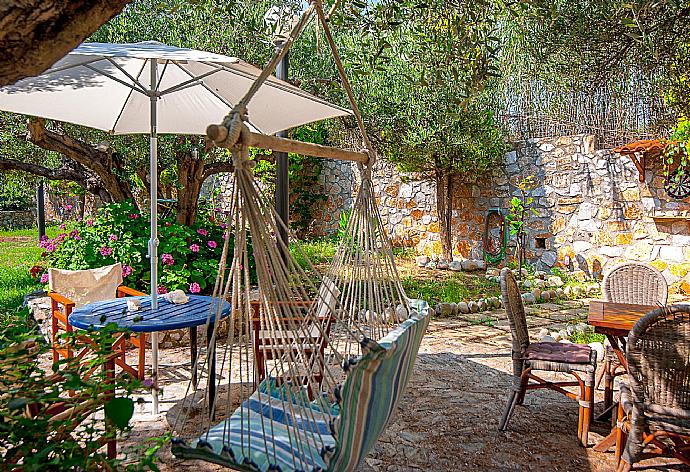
33,200,255,295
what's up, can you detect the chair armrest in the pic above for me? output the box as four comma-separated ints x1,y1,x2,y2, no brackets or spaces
117,285,146,297
48,291,75,309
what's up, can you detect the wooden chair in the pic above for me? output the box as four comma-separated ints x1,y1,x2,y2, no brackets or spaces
48,263,147,380
599,263,668,409
498,268,597,447
250,278,339,392
615,304,690,471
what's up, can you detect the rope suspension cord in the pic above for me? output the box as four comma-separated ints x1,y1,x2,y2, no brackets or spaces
172,2,430,469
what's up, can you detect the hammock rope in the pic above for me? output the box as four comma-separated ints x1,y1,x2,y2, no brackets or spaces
172,2,429,470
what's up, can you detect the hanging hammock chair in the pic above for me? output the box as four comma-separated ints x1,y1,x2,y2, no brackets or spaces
171,2,429,470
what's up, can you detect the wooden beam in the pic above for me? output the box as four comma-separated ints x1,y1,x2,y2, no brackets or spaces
620,152,646,182
247,132,369,164
207,124,369,164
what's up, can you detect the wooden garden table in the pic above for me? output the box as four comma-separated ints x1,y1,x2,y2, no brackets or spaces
588,300,656,452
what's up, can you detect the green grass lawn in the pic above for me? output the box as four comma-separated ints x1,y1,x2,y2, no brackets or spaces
0,226,58,314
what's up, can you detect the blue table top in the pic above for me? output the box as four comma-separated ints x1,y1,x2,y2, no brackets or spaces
69,295,231,333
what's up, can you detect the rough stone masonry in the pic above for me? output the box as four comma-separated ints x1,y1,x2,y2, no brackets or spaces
307,134,690,293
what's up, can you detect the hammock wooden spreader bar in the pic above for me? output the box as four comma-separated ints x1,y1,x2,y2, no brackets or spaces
206,125,369,164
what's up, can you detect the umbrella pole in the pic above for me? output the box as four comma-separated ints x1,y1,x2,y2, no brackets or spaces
149,58,160,415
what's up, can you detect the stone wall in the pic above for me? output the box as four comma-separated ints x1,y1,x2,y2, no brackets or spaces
0,210,36,229
365,134,690,291
310,159,355,237
214,134,690,291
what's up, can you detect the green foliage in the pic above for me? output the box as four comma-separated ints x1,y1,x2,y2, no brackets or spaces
663,117,690,191
34,201,254,294
348,2,509,179
253,124,328,237
0,315,148,469
506,175,539,273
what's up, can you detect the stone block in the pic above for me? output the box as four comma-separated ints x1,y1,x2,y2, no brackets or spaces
624,204,643,220
624,242,653,261
622,189,640,201
573,240,593,253
649,259,668,272
660,246,685,263
599,246,624,258
669,263,690,278
614,233,633,245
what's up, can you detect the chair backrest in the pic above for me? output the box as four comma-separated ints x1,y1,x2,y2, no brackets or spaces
49,263,123,308
326,299,429,472
500,268,529,376
627,304,690,415
602,262,668,306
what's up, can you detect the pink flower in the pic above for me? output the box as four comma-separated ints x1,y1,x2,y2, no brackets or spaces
40,273,49,284
109,234,118,242
122,264,132,277
99,246,113,257
45,242,56,253
161,253,174,266
208,240,217,249
59,223,66,230
69,229,79,238
220,223,227,230
129,213,140,219
214,207,221,213
157,285,168,294
189,244,200,253
64,204,73,211
189,282,201,294
197,228,208,236
86,219,94,226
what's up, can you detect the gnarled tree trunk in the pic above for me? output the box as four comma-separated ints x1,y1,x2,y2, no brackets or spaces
0,1,130,86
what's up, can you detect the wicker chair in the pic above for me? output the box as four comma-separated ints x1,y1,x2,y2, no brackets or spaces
598,263,668,407
498,268,597,446
616,304,690,471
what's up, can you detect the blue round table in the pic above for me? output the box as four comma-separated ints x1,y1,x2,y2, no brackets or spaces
69,295,230,332
70,295,231,408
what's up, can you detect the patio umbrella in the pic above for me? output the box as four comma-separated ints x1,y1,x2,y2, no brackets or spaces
0,41,351,414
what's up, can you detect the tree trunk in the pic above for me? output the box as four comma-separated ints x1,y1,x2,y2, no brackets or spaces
435,167,453,261
176,151,206,227
0,1,130,86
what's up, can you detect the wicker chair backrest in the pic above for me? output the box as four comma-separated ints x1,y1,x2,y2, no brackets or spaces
500,268,529,375
627,305,690,413
602,262,668,306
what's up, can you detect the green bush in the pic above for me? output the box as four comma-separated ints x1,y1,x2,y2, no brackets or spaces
33,200,254,295
0,311,153,469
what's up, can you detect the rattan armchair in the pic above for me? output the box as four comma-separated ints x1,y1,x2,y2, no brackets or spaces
498,268,597,446
598,263,668,408
616,304,690,471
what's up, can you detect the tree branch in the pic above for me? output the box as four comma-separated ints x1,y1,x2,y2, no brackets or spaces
26,117,135,202
0,157,83,181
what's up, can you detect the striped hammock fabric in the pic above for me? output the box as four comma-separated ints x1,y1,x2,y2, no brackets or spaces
172,300,429,472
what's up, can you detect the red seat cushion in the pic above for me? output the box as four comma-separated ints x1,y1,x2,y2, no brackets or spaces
523,342,592,364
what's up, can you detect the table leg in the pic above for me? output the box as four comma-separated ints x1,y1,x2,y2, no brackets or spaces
207,322,216,420
190,327,197,389
593,334,628,451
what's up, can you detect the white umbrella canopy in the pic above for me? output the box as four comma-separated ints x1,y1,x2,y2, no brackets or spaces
0,41,351,415
0,41,350,135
